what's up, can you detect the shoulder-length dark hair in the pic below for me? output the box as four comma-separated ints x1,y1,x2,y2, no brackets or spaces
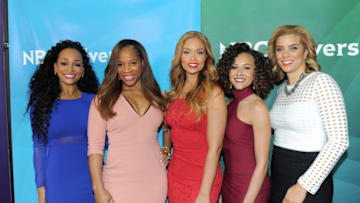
26,40,99,140
96,39,166,119
217,43,274,99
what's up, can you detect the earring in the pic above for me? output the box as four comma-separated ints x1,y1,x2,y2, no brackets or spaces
54,71,57,75
82,72,84,78
253,84,256,90
229,83,232,89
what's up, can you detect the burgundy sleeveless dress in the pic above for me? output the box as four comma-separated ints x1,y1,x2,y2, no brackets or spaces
222,87,271,203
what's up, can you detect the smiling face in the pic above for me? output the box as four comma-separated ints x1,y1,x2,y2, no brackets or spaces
275,34,307,76
229,53,255,90
116,46,142,89
54,48,84,88
180,37,207,75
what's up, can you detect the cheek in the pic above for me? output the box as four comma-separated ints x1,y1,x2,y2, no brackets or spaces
134,65,142,74
199,55,207,64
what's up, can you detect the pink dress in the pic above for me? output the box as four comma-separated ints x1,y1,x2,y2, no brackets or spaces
88,95,167,203
165,98,223,203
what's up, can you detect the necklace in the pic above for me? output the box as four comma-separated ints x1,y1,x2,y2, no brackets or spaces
284,72,306,96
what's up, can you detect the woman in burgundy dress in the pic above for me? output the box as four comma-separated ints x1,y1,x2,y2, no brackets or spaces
217,43,274,203
164,31,227,203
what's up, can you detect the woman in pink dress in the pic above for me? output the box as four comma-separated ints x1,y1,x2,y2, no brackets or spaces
217,43,273,203
164,31,227,203
87,39,169,203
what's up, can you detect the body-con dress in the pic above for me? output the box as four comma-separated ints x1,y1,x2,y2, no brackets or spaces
87,94,167,203
165,98,223,203
222,87,271,203
32,92,95,203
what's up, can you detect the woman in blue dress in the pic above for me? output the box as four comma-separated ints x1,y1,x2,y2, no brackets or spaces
26,40,99,203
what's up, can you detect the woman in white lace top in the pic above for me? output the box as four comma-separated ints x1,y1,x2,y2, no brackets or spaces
268,25,349,203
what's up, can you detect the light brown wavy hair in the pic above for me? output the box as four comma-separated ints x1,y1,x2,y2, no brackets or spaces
96,39,166,120
268,25,320,83
166,31,218,120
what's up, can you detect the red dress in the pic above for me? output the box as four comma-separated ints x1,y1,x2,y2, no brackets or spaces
222,87,271,203
165,98,223,203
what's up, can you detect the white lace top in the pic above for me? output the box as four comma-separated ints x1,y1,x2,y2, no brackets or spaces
270,71,349,194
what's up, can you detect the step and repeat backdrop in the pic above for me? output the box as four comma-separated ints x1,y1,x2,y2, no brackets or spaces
202,1,360,202
8,1,200,202
8,0,359,202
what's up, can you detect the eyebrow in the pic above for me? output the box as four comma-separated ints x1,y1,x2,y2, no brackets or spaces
59,58,81,62
276,43,299,47
233,63,252,66
183,48,205,51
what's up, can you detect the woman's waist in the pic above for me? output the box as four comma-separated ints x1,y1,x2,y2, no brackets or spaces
273,129,326,152
168,161,222,180
224,172,271,188
48,136,88,146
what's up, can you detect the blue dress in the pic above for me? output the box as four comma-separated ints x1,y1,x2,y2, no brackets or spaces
32,92,95,203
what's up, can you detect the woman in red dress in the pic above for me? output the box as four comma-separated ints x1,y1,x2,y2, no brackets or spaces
164,31,227,203
217,43,273,203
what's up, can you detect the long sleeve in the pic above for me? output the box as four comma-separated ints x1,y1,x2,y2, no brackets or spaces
298,73,349,194
87,98,107,155
31,109,47,188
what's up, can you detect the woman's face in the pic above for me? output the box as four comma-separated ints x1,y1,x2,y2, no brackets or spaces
54,48,84,88
116,46,142,89
181,37,207,75
275,34,307,75
229,53,255,90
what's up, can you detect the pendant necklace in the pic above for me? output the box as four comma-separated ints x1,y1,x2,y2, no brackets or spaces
284,72,306,96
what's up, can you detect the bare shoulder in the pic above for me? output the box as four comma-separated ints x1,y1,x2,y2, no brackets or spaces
211,85,224,98
207,85,226,110
247,95,269,115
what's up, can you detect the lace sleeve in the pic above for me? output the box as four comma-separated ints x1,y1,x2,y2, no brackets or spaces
31,109,47,188
297,73,349,194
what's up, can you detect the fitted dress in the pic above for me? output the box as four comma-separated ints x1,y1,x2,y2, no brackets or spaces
87,94,167,203
32,92,95,203
222,87,271,203
165,98,223,203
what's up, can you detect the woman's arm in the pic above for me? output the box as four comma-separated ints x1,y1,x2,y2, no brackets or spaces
160,121,172,167
195,87,227,203
87,99,112,203
243,100,271,203
31,108,47,203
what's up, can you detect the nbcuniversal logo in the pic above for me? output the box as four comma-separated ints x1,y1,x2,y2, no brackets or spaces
22,49,112,66
219,41,360,57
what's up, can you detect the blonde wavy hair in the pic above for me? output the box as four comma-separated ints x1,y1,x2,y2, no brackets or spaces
166,31,218,120
268,25,320,83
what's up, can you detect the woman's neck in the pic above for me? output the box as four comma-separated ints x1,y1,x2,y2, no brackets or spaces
60,85,81,99
183,73,199,93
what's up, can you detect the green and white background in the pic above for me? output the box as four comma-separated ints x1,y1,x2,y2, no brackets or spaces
8,0,359,202
202,1,360,202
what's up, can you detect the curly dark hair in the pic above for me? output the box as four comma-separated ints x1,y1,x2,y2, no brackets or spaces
217,43,274,99
26,40,99,140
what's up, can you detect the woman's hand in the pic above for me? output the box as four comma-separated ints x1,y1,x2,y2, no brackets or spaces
160,147,171,167
194,193,210,203
94,188,113,203
37,186,46,203
282,183,307,203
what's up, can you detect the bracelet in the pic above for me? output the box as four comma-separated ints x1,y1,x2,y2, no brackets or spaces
162,146,171,158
